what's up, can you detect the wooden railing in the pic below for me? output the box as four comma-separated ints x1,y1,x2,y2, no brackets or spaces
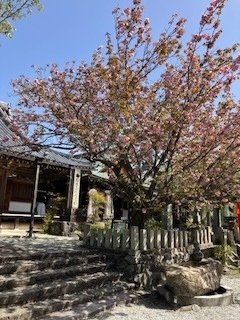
0,213,60,230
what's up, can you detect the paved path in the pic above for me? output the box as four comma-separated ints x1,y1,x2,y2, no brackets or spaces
0,229,81,257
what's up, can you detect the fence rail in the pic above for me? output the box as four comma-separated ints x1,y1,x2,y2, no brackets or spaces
83,226,213,251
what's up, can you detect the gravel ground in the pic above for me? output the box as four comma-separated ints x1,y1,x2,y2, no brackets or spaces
91,270,240,320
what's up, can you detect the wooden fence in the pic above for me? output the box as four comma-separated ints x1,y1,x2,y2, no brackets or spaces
83,226,213,252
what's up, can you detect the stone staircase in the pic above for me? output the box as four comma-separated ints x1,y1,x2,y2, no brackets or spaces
0,242,139,319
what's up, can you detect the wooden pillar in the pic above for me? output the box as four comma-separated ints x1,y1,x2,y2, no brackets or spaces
0,168,8,230
67,167,74,209
28,160,41,238
0,168,8,215
67,167,81,224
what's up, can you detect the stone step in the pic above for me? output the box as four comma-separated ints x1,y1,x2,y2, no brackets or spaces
0,271,123,307
0,262,114,291
0,281,137,320
0,239,131,319
41,289,147,320
0,253,111,276
0,247,101,264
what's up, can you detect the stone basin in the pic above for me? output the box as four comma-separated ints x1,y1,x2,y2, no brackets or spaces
157,284,233,307
188,286,233,307
157,258,233,307
163,258,223,298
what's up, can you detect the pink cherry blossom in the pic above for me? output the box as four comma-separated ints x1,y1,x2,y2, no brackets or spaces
11,0,240,220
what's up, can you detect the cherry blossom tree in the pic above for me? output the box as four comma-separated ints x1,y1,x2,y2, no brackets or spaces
12,0,240,224
0,0,43,42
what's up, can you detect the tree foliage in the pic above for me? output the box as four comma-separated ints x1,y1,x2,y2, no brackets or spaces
0,0,43,40
12,0,240,218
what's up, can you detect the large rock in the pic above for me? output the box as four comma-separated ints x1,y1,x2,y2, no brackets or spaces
163,258,223,298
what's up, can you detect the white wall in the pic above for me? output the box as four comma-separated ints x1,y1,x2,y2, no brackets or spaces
8,201,31,213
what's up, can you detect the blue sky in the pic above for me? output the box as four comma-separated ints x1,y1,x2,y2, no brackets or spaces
0,0,239,107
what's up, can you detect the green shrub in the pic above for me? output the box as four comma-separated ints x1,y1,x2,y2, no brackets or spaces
43,194,65,235
90,222,106,229
144,217,161,230
43,211,55,234
88,189,106,223
213,244,234,265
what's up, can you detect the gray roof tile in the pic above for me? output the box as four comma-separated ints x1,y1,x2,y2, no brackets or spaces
0,109,90,170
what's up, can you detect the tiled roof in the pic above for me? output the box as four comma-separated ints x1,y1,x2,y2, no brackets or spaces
0,103,91,170
0,118,31,153
34,148,91,170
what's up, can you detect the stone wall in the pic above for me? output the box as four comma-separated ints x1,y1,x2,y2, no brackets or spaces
101,245,215,289
122,247,193,289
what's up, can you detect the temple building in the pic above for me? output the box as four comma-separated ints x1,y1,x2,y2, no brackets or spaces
0,101,91,230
